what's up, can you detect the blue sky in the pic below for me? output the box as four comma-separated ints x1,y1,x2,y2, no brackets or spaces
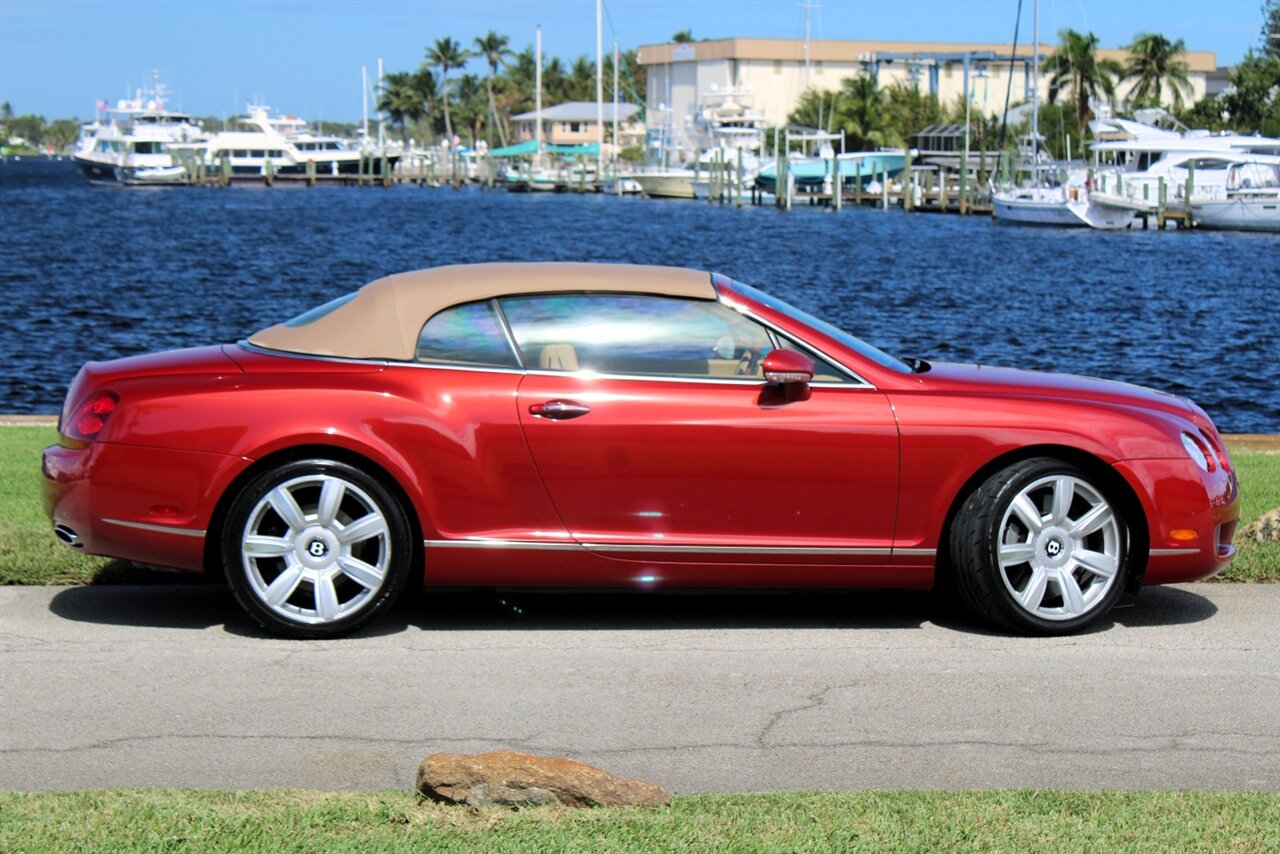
0,0,1267,120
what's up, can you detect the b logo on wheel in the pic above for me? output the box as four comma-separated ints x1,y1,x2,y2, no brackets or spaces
1046,539,1063,558
308,540,327,558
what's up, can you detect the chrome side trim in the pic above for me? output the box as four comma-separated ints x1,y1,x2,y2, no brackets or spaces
426,538,580,551
100,518,206,538
424,538,901,557
894,548,938,557
1149,548,1200,556
584,543,893,556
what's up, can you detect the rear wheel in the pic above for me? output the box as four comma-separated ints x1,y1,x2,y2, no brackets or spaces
222,459,413,639
950,457,1129,634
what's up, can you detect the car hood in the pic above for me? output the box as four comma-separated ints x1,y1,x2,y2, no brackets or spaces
916,361,1194,419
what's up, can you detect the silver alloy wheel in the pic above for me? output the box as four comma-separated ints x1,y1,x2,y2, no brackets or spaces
239,473,391,625
996,474,1122,622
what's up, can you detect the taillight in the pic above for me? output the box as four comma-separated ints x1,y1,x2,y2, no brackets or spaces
68,392,118,441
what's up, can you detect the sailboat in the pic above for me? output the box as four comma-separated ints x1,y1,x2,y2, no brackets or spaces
991,1,1135,229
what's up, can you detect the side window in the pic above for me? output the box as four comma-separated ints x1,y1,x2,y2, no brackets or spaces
416,300,520,368
500,294,773,379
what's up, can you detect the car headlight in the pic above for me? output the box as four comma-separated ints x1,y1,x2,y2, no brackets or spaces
1181,432,1213,472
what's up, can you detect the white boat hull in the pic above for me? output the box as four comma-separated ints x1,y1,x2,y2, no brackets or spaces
632,172,696,199
1193,197,1280,232
993,190,1136,230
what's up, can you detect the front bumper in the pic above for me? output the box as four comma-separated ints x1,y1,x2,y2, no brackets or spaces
1115,456,1239,585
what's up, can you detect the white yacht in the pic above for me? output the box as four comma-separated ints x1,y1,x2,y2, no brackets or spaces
633,85,769,200
1192,158,1280,231
190,105,395,176
1086,115,1280,229
73,83,207,185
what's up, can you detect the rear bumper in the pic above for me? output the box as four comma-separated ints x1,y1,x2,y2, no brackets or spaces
1115,457,1240,585
42,439,246,572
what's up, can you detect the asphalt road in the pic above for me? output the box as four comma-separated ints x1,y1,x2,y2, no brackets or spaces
2,583,1277,793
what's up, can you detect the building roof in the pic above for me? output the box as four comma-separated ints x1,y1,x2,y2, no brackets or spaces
511,101,642,123
637,37,1216,74
249,263,715,361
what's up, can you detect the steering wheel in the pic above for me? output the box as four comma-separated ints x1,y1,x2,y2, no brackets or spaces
734,349,759,376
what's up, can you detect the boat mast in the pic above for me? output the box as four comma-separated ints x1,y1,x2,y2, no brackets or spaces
596,0,604,183
535,25,543,168
613,40,620,194
1031,0,1039,172
361,66,369,146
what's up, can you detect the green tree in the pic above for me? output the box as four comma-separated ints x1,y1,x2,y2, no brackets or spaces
882,82,946,141
788,87,839,131
672,29,693,44
1264,0,1280,57
823,76,899,150
412,67,440,141
567,55,596,101
542,57,569,103
1222,51,1280,135
8,114,45,148
45,118,81,152
603,48,646,109
1123,33,1193,110
378,71,426,145
426,36,473,144
474,30,513,146
1042,29,1123,135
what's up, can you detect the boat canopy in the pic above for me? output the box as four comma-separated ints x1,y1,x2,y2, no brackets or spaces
489,140,601,158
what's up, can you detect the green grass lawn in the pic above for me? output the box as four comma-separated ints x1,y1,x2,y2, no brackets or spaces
0,789,1276,853
3,426,1276,586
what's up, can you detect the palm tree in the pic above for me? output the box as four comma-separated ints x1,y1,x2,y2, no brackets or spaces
1123,33,1193,110
474,30,513,146
1042,29,1124,136
829,76,898,150
568,56,596,101
378,72,426,145
426,36,473,144
412,67,440,142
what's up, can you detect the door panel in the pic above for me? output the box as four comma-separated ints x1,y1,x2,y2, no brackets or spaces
517,374,899,564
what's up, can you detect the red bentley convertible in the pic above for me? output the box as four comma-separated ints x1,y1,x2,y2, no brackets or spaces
43,263,1239,637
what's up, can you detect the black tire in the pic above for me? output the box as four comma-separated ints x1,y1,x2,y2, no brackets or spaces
949,457,1130,635
221,458,413,639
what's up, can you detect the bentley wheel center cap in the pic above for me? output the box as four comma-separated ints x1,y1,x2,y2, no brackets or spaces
306,538,329,559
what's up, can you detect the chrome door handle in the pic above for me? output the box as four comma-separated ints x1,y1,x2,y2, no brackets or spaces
529,400,591,420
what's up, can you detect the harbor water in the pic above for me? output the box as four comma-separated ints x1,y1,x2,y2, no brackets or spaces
2,158,1277,432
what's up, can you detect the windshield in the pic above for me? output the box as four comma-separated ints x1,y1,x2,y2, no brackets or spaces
727,281,912,374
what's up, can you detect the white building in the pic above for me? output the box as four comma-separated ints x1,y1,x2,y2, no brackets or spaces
638,37,1215,154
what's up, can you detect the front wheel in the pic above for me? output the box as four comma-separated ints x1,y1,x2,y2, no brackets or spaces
950,457,1129,634
222,459,413,639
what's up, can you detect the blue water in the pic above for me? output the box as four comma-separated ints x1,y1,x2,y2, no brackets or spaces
2,158,1277,432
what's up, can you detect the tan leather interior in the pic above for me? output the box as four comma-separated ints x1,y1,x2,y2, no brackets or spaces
538,344,580,371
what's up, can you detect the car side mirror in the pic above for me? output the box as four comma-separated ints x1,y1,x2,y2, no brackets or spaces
762,349,815,386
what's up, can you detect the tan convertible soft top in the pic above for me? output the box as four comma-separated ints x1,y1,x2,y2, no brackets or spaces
248,262,717,361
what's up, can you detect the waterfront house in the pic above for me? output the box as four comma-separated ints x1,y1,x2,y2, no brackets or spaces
510,101,645,149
